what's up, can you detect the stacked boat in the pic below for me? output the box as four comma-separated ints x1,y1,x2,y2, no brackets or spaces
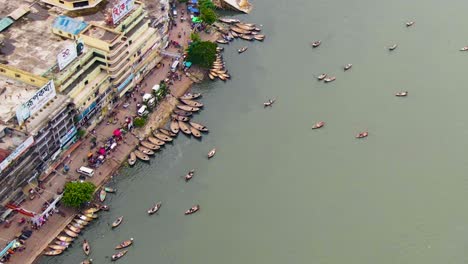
44,207,101,257
170,93,210,140
209,51,230,81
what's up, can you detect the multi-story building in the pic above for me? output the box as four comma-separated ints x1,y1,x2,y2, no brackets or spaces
0,0,169,209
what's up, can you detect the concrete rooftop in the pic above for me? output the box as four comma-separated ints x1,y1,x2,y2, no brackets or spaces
0,75,38,124
0,1,73,76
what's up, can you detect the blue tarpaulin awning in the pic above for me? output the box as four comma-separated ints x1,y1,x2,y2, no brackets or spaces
53,16,88,36
190,0,198,4
0,240,16,258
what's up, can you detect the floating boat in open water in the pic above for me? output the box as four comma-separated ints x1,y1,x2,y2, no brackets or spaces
311,40,321,47
115,238,134,249
208,148,216,159
312,121,325,129
99,189,106,202
134,150,150,161
238,46,248,53
356,132,369,138
388,44,398,51
324,76,336,83
460,46,468,51
254,35,265,41
147,137,165,146
80,260,93,264
112,216,123,228
148,202,162,215
178,121,191,135
170,119,180,134
216,39,228,44
344,64,352,71
112,250,128,261
317,74,327,80
185,170,195,181
395,91,408,97
189,121,209,132
406,21,415,27
264,99,276,107
83,240,90,255
128,152,136,166
104,187,116,193
185,205,200,215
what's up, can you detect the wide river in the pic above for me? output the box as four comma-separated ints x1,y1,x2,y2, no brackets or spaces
41,0,468,263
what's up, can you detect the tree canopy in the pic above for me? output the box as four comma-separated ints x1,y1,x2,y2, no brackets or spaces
200,6,217,25
190,32,201,43
199,0,215,9
187,41,217,68
62,181,96,208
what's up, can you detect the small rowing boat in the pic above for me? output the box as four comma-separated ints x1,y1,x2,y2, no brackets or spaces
189,121,209,132
395,91,408,97
208,72,216,80
185,205,200,215
147,137,165,146
264,99,276,107
185,169,194,181
171,114,189,122
218,18,240,24
180,99,204,108
140,140,159,150
254,34,265,41
389,44,398,51
63,229,78,238
460,46,468,51
153,132,173,142
179,93,201,100
111,250,128,261
104,187,116,193
44,249,63,256
134,150,150,161
177,104,200,112
99,189,106,202
67,225,81,233
344,64,352,71
240,34,254,41
208,148,216,159
324,76,336,83
311,40,321,47
83,240,90,255
317,74,327,80
190,126,202,138
238,46,248,53
54,240,70,247
170,119,180,134
148,202,162,215
84,213,98,219
356,131,368,139
82,208,99,214
178,121,191,135
49,245,67,250
115,238,134,249
80,260,92,264
56,236,74,242
128,152,136,166
138,146,155,156
312,121,325,129
73,219,89,226
112,216,123,228
406,21,415,27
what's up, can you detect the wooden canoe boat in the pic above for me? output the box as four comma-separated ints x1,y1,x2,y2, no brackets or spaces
81,260,92,264
317,74,327,80
112,250,128,261
99,189,106,202
238,46,248,53
115,238,134,249
185,205,200,215
189,121,209,132
83,240,90,255
147,137,165,146
216,39,228,44
218,18,240,24
231,31,239,38
324,76,336,83
180,99,204,108
148,202,162,215
185,169,195,181
138,146,155,156
208,148,216,159
242,23,256,27
56,236,74,242
170,119,180,134
84,213,98,219
264,99,276,107
70,222,85,229
460,46,468,51
344,64,352,71
312,121,325,129
134,150,150,161
356,132,369,138
209,70,219,77
254,35,265,41
77,214,92,222
112,216,123,228
44,249,63,256
179,93,201,100
406,21,415,27
178,121,191,135
74,219,89,226
173,109,192,116
240,34,254,41
64,229,78,238
389,44,398,51
82,208,99,214
153,132,173,142
395,91,408,97
236,24,255,31
177,104,200,112
231,26,250,34
105,187,116,193
67,225,81,233
159,128,176,137
49,244,67,250
140,141,159,150
190,126,202,138
311,40,321,47
208,73,216,80
54,240,71,247
220,73,231,79
128,152,136,166
171,114,189,122
218,74,227,81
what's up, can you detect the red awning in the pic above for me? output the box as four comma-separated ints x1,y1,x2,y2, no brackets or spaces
98,148,106,155
113,129,121,137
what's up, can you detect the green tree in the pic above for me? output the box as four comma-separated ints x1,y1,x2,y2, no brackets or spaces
190,32,201,43
187,41,217,68
199,0,215,9
200,6,217,25
62,181,96,208
133,117,146,127
178,0,188,3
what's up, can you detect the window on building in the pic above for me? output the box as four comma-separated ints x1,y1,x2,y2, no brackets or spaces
73,1,89,8
84,80,89,85
129,40,132,45
77,65,81,71
58,30,63,34
59,0,64,3
15,73,20,78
